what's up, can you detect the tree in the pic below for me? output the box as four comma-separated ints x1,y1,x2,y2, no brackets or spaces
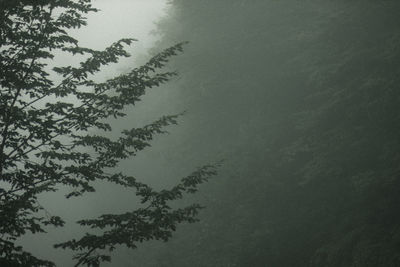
0,0,218,266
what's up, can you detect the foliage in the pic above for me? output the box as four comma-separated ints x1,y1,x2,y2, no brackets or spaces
129,1,400,266
0,0,217,266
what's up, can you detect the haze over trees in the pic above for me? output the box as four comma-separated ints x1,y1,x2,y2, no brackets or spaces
0,1,217,266
126,1,400,266
2,0,400,266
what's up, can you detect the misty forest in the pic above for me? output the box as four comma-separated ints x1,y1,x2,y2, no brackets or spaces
1,0,400,266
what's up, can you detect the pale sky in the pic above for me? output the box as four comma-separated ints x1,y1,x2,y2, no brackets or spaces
20,1,170,265
53,0,169,78
75,0,167,49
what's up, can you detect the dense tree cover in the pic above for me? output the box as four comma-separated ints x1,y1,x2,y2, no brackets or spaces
130,1,400,266
0,1,217,266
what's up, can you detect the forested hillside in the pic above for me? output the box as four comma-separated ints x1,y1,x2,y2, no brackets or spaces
129,1,400,266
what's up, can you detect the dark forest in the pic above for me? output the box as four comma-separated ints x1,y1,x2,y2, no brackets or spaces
1,0,400,266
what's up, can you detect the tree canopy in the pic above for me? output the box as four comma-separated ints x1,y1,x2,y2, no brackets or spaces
127,1,400,266
0,1,217,266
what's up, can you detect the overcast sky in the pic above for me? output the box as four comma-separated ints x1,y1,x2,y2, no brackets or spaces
53,0,168,78
20,1,169,265
76,0,167,48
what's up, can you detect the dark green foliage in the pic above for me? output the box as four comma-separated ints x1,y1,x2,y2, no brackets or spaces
129,1,400,266
0,1,216,266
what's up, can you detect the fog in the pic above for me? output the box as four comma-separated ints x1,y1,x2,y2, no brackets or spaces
128,1,400,266
19,1,170,266
9,0,400,266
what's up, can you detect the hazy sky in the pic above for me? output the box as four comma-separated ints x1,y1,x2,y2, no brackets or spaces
53,0,168,78
20,1,169,265
76,0,167,49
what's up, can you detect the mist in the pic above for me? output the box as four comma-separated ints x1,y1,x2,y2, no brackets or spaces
17,1,170,265
4,0,400,266
127,1,400,266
